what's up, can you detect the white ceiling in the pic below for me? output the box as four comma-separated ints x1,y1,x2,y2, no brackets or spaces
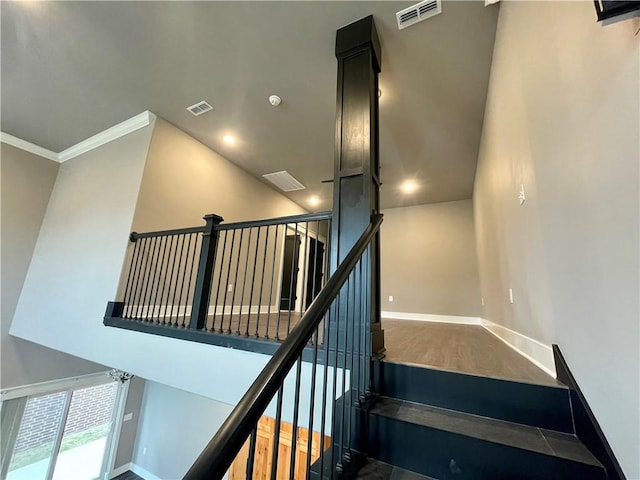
1,1,499,210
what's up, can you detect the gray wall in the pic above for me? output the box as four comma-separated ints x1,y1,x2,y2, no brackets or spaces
113,376,146,471
132,381,233,480
380,200,481,317
473,2,639,477
0,143,106,389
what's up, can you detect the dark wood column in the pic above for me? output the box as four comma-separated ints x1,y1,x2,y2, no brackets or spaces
331,15,384,356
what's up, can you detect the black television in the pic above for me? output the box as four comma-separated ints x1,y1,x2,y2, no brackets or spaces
594,0,640,21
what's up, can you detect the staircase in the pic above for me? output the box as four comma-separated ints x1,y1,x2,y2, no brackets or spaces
351,360,606,480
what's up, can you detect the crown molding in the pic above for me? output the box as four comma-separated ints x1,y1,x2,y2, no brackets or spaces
1,110,156,163
0,132,59,162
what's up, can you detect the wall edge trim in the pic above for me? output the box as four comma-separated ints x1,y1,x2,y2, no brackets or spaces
130,463,163,480
480,318,556,378
109,463,132,479
381,311,482,325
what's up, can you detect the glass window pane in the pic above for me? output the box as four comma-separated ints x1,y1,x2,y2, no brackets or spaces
6,391,67,480
51,382,118,480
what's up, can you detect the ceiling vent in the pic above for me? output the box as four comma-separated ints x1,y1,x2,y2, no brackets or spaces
262,171,306,192
186,100,213,116
396,0,442,30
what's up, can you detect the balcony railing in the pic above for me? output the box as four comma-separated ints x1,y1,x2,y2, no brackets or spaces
105,212,332,355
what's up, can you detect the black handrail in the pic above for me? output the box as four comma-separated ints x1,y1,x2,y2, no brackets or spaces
183,214,383,480
215,211,332,231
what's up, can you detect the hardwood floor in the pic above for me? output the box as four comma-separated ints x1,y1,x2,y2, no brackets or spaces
381,319,559,386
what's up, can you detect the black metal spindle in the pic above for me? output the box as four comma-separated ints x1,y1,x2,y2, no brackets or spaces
177,233,193,327
238,227,253,335
160,235,177,324
221,230,237,333
346,271,357,458
183,233,200,328
288,355,303,480
169,234,186,325
122,240,141,318
132,237,150,320
141,237,159,321
128,236,147,318
153,236,168,324
255,226,269,338
169,235,184,326
212,230,228,332
299,223,309,326
270,386,284,480
165,235,180,326
339,277,350,464
246,427,257,479
266,224,279,340
286,223,299,336
149,235,166,323
305,325,320,480
246,226,261,337
230,228,244,334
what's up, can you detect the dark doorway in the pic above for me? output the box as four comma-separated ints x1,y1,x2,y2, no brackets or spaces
279,235,300,311
305,238,325,309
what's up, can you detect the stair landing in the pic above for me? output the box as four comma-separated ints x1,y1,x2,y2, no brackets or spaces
381,319,559,387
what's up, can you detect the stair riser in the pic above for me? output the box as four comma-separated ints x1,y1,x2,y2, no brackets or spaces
367,414,606,480
374,361,574,433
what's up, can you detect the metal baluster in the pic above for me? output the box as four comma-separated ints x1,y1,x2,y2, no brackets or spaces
150,236,167,322
286,222,299,336
298,222,309,335
132,237,150,320
359,257,365,398
266,225,279,340
212,231,229,332
169,234,186,326
158,235,175,325
329,290,342,479
246,427,258,479
177,233,194,327
221,229,237,333
305,325,320,480
123,240,141,318
288,355,303,480
308,220,320,345
346,271,357,460
183,233,200,328
230,228,244,334
154,236,169,324
246,226,261,337
318,298,335,477
239,227,253,335
140,237,158,321
147,236,164,323
169,235,184,326
270,386,284,480
255,226,269,338
166,235,180,326
339,277,350,464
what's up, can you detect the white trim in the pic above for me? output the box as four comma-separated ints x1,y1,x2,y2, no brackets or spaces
109,463,132,479
381,311,482,325
58,111,155,162
130,463,163,480
480,319,556,378
105,381,130,479
0,132,59,161
0,371,111,401
0,111,155,163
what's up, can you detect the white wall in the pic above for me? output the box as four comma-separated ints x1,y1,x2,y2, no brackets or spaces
1,143,106,389
132,381,233,480
473,2,639,477
380,200,481,318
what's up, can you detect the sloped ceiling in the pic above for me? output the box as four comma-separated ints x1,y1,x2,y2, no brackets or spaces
1,1,499,209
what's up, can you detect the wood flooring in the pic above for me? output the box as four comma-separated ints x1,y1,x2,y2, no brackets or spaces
381,319,559,387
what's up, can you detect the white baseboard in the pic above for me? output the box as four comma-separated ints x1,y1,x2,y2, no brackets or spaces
381,311,482,325
130,463,164,480
109,463,132,478
480,319,556,378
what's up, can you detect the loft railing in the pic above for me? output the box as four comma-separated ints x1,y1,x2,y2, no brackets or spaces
104,212,332,354
184,214,383,480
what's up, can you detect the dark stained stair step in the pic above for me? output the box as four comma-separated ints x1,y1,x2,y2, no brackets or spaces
374,360,574,433
367,396,606,480
356,458,438,479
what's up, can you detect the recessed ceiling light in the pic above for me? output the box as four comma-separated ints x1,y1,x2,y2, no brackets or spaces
401,180,418,193
309,195,320,206
223,135,235,145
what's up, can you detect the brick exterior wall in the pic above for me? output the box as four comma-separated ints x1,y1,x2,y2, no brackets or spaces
13,382,118,454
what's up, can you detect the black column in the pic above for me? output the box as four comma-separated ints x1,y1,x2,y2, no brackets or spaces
331,15,384,356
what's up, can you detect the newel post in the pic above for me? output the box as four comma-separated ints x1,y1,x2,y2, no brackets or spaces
190,214,224,330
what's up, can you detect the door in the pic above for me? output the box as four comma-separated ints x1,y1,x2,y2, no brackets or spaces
279,235,300,311
305,239,325,309
3,381,120,480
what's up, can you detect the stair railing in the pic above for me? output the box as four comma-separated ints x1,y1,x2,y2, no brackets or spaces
104,212,332,353
184,214,383,480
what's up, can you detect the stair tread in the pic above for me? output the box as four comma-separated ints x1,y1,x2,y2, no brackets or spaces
371,396,601,468
356,458,438,480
